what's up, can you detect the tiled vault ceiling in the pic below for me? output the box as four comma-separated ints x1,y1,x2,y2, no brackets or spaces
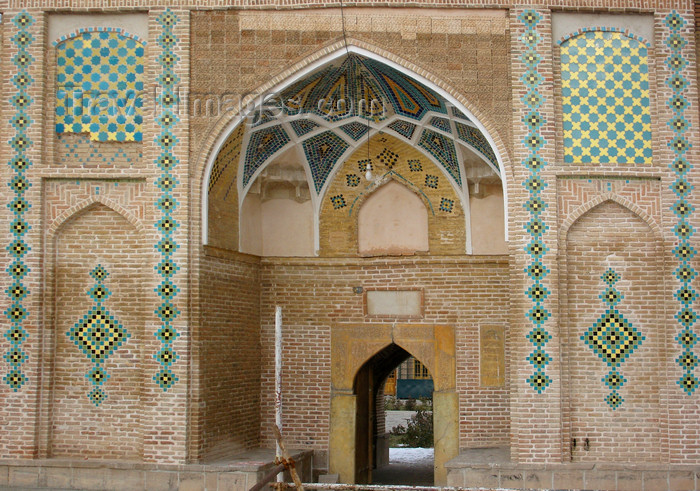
210,54,501,202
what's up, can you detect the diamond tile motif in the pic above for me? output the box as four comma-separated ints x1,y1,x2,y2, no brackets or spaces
582,269,643,409
154,9,181,391
67,266,129,406
55,29,145,142
418,129,461,187
302,131,349,193
5,11,35,391
289,119,319,138
560,30,652,164
519,10,551,393
388,120,416,140
665,11,698,396
339,121,369,141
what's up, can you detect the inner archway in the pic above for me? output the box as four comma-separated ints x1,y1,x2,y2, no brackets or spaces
329,323,456,486
353,344,435,485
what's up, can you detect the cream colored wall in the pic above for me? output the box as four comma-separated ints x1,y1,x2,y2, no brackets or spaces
240,194,262,255
470,184,507,255
261,199,314,257
48,14,149,43
358,181,429,256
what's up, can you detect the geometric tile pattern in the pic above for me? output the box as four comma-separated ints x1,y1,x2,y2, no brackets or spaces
560,30,652,165
339,121,369,141
430,116,451,134
281,54,446,122
289,119,319,138
55,29,145,142
153,9,181,391
243,125,290,187
387,119,416,140
67,266,129,406
582,269,643,409
519,10,552,393
4,11,35,391
665,11,699,396
302,131,350,193
208,124,245,201
455,122,500,173
282,55,386,122
418,129,461,187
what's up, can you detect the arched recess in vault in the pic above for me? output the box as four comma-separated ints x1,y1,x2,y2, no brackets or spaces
203,45,508,256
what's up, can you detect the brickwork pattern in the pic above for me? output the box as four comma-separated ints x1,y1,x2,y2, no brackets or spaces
197,249,261,459
50,204,146,459
564,201,662,462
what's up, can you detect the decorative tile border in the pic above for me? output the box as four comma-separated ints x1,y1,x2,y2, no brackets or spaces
665,11,698,396
4,11,35,391
518,10,552,393
582,269,643,410
67,266,129,406
153,9,181,391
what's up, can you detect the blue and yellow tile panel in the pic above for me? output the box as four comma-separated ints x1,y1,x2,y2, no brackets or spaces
665,12,698,396
559,29,652,165
153,10,181,391
582,269,643,409
519,10,552,393
303,131,350,193
4,11,35,391
67,266,129,406
55,29,145,142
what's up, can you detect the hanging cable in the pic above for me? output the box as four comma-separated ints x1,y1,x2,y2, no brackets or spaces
339,0,350,57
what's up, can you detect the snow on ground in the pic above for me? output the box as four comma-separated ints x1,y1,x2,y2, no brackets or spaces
389,447,434,465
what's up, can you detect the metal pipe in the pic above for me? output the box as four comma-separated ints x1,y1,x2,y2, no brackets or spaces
275,305,283,483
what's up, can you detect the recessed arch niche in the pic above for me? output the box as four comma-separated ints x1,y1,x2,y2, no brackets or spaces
202,46,508,256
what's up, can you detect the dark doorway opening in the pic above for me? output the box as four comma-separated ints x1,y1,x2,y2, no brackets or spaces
353,343,434,486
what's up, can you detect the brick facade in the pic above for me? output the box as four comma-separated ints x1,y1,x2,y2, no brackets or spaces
0,1,699,489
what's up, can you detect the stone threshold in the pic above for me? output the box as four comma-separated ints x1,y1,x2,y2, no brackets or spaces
445,448,700,490
0,448,313,491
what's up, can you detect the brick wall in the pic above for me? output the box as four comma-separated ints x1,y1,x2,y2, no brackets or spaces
258,255,510,469
50,204,146,459
563,201,663,462
197,248,262,459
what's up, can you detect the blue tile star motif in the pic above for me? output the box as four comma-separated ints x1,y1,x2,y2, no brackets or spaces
4,11,35,392
67,266,129,406
55,29,145,142
559,30,652,165
582,270,643,409
665,11,699,396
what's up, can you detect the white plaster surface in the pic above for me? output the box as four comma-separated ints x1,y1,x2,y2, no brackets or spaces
262,199,314,256
358,181,429,256
367,290,422,317
49,13,149,44
552,12,654,44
